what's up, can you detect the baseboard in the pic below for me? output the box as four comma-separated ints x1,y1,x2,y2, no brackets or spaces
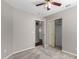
4,47,35,59
62,50,77,56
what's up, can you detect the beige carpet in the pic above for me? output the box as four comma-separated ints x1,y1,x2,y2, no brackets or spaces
8,46,77,59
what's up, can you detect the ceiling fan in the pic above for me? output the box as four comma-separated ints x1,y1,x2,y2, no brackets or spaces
36,0,62,10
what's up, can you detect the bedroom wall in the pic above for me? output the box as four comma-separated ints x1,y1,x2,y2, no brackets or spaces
1,0,13,59
45,6,77,55
1,0,41,59
12,8,38,52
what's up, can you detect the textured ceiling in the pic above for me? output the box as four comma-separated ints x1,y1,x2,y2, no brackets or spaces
4,0,77,17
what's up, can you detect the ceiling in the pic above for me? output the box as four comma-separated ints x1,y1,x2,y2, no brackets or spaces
4,0,77,17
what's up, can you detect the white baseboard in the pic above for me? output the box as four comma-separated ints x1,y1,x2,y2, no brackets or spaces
4,47,35,59
62,50,77,56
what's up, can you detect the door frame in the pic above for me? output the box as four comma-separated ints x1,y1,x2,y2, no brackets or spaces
34,20,46,48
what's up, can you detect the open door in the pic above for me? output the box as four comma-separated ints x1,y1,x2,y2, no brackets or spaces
46,19,62,50
46,20,55,47
35,21,44,47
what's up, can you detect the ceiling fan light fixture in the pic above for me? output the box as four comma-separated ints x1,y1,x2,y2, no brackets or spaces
36,0,62,10
45,2,52,8
48,2,52,8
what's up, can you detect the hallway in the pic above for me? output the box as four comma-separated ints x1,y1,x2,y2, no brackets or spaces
8,46,76,59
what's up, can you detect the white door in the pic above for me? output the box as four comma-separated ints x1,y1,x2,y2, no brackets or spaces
46,20,55,47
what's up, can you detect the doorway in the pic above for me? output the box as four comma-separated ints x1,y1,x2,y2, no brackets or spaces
55,19,62,50
35,20,44,46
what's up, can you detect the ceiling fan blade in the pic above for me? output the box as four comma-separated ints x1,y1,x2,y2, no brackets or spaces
52,2,61,6
36,3,46,6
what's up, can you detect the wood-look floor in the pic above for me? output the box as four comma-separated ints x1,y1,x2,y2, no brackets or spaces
8,46,77,59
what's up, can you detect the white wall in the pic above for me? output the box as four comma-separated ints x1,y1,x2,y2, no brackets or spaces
2,1,41,59
12,9,38,52
45,6,77,55
1,0,13,59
